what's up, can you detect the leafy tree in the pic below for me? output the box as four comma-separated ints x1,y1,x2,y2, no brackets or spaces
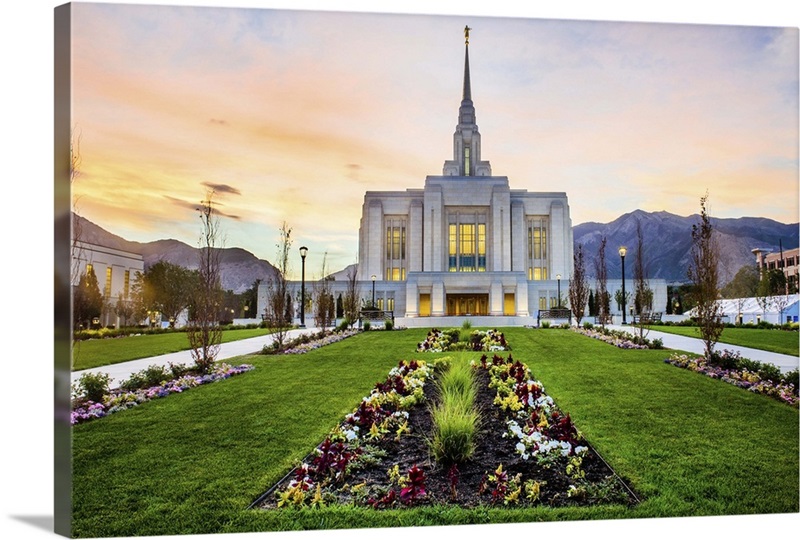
721,265,759,324
114,292,136,327
241,279,261,318
141,261,197,326
73,266,103,330
568,244,590,326
614,289,631,314
687,193,724,358
721,265,759,299
187,191,224,373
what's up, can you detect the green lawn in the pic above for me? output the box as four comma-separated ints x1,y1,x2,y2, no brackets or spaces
653,325,799,356
71,327,274,370
70,329,799,537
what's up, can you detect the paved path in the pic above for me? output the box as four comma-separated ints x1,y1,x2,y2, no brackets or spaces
606,325,799,373
71,327,321,389
71,325,799,390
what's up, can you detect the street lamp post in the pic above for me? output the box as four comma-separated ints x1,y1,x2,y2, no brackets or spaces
299,246,308,327
619,246,627,324
371,275,377,308
556,273,562,308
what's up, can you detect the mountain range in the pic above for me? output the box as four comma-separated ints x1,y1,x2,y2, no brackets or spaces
573,210,798,283
71,214,277,294
70,210,798,292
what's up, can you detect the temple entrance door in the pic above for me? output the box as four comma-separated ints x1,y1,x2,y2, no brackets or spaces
446,294,489,316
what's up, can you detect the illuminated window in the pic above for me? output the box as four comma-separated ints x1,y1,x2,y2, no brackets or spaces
449,224,458,271
385,217,406,281
104,267,112,298
527,217,549,280
448,212,487,272
123,270,130,298
459,223,475,271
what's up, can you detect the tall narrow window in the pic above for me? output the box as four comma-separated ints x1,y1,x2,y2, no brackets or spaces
464,147,471,176
477,223,486,271
527,217,549,280
449,223,458,271
459,223,476,271
104,267,113,298
123,270,131,298
385,217,407,281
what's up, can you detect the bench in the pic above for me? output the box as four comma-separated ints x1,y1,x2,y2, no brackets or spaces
594,314,612,325
537,308,572,327
632,312,662,325
358,309,395,328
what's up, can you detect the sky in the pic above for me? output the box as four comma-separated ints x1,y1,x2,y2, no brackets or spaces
1,3,798,540
67,1,799,280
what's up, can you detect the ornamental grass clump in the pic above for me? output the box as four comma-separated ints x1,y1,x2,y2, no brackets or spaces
429,359,480,464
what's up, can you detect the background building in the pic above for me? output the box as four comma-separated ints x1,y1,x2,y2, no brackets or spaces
72,240,144,328
752,246,799,293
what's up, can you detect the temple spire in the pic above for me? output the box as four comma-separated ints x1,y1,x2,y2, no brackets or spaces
462,31,472,103
443,25,491,177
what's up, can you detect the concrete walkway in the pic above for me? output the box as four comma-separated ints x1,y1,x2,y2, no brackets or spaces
71,324,799,390
71,327,321,389
606,325,799,373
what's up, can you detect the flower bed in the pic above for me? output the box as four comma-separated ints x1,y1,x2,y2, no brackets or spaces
257,354,634,510
282,329,360,355
664,351,798,407
71,362,255,425
571,326,654,349
416,328,511,353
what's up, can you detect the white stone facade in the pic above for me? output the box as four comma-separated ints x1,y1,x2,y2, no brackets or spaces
72,240,144,327
352,34,573,323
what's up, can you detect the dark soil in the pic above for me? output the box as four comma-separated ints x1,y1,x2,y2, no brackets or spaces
257,367,639,509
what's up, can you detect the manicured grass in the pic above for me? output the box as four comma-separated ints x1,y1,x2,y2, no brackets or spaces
70,328,798,537
653,325,799,356
71,327,274,370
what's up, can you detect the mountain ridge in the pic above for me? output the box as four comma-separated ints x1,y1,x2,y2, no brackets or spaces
70,210,798,290
573,210,798,283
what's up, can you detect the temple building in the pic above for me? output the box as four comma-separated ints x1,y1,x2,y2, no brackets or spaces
353,28,573,325
259,28,669,327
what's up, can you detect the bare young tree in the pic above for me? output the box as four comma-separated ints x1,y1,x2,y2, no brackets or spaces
187,190,224,373
568,244,590,326
264,222,293,350
342,263,361,328
593,236,610,328
633,219,654,339
312,252,336,329
687,192,724,358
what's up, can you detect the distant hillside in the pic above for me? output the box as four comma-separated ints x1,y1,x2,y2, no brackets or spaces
72,214,277,294
573,210,799,284
68,209,798,292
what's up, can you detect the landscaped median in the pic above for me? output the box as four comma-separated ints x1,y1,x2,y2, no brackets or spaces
255,352,632,510
70,328,798,537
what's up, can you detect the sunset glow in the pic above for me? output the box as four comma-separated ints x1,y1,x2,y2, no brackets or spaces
69,3,799,278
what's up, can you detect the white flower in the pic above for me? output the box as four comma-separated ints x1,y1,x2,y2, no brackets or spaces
516,442,527,454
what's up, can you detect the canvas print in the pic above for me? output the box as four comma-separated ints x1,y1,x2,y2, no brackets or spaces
54,2,799,539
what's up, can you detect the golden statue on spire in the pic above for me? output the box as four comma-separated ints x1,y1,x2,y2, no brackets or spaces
464,25,471,44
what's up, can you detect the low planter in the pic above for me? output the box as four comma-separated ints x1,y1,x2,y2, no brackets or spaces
664,351,798,407
256,353,636,510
